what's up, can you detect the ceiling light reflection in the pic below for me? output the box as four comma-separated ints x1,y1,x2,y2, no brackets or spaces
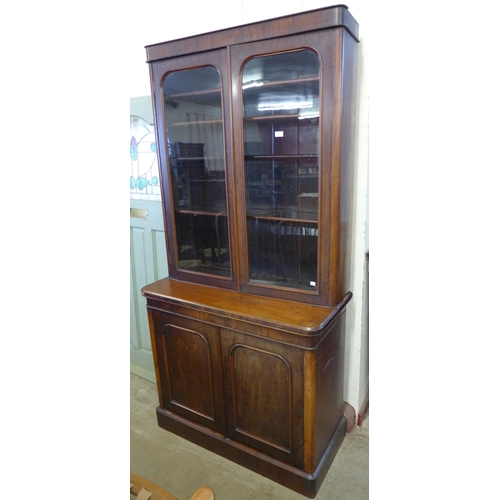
257,101,313,111
242,81,264,90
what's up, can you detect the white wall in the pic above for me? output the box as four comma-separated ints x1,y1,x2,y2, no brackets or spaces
126,0,370,416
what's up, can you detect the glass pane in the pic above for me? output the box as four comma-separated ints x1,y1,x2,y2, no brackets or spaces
246,219,318,289
163,66,230,277
175,212,230,276
242,50,320,290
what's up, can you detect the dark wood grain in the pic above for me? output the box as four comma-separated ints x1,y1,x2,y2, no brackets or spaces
330,27,359,305
149,49,239,291
148,14,358,306
155,406,346,498
143,278,351,340
151,310,225,434
230,30,339,305
145,5,359,62
143,6,359,497
143,277,349,496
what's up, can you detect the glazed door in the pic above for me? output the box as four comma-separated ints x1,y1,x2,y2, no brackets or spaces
231,32,336,305
150,49,238,290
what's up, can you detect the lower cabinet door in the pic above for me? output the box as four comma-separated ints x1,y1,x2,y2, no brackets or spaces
151,310,225,434
221,328,305,468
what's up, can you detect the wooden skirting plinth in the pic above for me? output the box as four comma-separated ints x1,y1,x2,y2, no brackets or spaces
156,407,346,498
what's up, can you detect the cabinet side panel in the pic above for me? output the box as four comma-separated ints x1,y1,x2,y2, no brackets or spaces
332,29,359,303
147,308,163,404
313,310,346,467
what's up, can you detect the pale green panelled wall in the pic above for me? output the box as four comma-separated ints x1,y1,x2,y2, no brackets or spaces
130,96,168,383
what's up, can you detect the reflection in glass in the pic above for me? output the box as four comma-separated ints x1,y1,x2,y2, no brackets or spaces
175,212,230,276
163,66,230,277
247,219,318,288
242,50,320,290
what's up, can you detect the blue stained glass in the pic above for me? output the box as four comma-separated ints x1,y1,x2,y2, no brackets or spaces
130,113,160,199
137,178,151,190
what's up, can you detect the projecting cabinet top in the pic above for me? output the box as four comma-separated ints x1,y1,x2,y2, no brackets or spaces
142,278,352,342
145,4,359,62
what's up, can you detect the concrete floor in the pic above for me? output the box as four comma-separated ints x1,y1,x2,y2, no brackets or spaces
130,373,368,499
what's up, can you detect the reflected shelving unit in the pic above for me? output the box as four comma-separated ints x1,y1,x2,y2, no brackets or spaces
241,49,321,291
163,66,231,278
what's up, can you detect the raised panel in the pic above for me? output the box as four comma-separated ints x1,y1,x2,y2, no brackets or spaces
230,344,292,452
152,311,224,433
130,227,150,351
130,198,168,382
220,328,306,467
162,324,215,419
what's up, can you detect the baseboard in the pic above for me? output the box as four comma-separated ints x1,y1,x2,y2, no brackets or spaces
357,392,369,426
156,407,346,498
130,364,157,384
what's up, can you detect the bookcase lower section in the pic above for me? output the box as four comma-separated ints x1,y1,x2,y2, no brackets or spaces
143,278,352,498
156,407,346,498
